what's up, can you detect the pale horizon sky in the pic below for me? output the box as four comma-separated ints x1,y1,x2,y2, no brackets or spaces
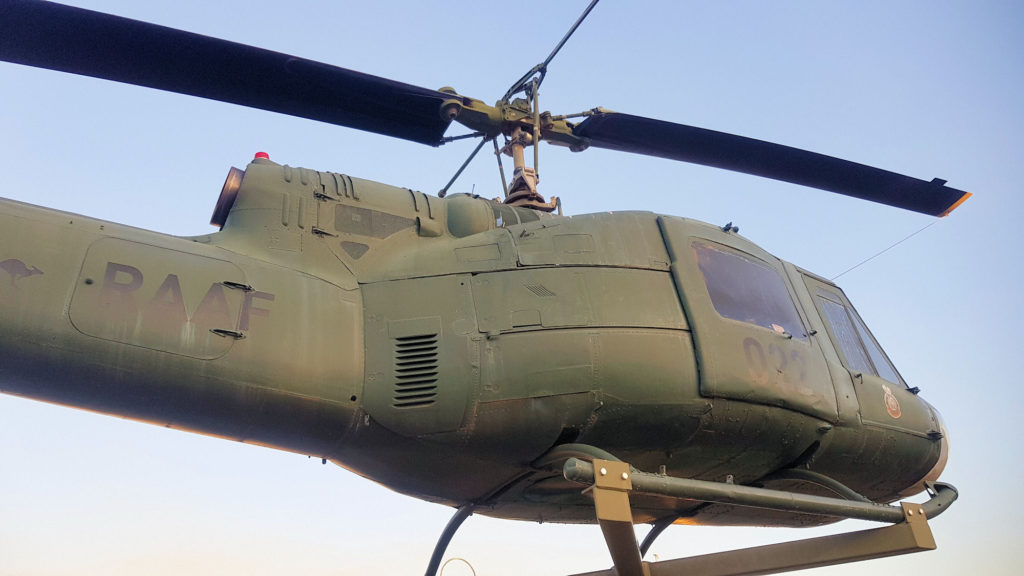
1,1,1021,575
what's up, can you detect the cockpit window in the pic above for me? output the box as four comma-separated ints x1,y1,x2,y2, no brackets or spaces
818,295,874,374
816,288,903,384
694,241,806,339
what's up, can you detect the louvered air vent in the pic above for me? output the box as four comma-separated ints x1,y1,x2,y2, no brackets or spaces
393,333,439,408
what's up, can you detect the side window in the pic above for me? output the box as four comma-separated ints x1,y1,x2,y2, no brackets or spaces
693,241,806,339
815,288,903,385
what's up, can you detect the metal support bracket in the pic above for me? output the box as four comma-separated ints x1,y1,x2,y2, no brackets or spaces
574,503,934,576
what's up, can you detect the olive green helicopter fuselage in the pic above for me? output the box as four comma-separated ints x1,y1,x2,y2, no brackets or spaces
0,155,947,527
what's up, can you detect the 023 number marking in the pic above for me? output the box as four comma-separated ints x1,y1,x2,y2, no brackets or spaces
743,337,806,385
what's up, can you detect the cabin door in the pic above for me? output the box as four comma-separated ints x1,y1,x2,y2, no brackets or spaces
658,216,838,422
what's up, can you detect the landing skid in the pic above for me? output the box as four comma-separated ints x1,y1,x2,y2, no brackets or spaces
422,455,957,576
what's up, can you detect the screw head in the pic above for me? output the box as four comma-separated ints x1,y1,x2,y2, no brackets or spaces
599,467,607,476
621,472,629,480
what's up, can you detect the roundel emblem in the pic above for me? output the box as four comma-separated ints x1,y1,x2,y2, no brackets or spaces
882,384,902,419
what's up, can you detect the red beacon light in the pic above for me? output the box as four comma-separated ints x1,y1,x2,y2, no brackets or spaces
253,151,270,160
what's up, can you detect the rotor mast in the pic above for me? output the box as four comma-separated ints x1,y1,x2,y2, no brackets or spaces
500,77,559,211
436,0,601,212
502,124,547,209
498,1,600,212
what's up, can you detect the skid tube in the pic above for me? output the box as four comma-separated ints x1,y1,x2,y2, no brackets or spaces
563,458,958,576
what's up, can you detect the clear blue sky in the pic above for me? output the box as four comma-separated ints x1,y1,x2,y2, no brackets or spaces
0,1,1021,575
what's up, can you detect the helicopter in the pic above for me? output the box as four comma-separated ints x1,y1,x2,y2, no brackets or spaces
0,1,972,575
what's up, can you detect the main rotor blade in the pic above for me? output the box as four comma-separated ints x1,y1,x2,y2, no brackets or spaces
0,0,454,145
574,113,970,217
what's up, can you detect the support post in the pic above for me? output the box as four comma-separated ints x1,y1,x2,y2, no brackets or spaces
424,504,475,576
639,514,681,558
590,459,647,576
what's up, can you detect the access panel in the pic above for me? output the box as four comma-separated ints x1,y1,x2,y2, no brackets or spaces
70,238,247,359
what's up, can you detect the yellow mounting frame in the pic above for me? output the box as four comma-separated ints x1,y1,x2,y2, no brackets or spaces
570,459,944,576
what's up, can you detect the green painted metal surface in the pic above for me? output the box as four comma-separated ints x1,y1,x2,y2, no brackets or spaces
0,157,948,527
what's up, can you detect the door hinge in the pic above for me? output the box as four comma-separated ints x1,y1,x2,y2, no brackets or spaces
221,281,253,292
